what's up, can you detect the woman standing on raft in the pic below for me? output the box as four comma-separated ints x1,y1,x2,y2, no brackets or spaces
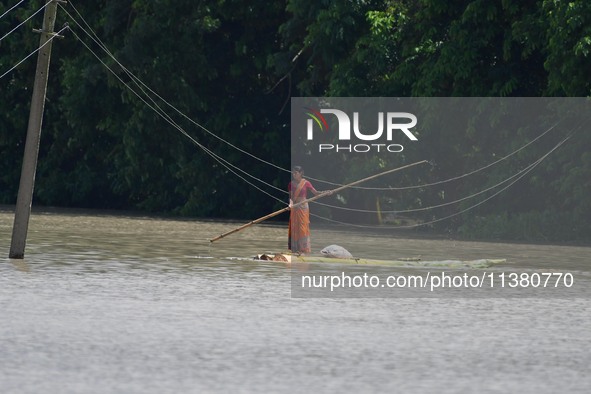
288,166,329,254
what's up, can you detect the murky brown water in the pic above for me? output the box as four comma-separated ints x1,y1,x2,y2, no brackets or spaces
1,208,590,393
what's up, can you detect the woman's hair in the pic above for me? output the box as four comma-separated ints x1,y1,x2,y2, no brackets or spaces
292,166,303,173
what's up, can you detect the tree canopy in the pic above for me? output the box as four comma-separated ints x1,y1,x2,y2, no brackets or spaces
1,0,589,243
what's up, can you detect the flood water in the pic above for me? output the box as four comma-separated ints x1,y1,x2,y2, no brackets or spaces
1,208,590,393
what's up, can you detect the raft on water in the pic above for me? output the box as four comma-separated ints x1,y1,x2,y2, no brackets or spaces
254,253,507,269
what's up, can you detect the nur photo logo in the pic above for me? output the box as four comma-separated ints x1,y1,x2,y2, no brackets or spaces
304,107,418,153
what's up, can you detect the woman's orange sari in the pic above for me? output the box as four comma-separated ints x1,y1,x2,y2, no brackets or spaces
288,180,311,253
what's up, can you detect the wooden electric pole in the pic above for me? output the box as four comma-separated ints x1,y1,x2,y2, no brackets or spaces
9,0,64,259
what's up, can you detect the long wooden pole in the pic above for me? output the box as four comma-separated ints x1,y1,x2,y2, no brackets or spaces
209,160,428,243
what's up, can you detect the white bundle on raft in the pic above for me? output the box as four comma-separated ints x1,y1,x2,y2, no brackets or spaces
320,245,353,259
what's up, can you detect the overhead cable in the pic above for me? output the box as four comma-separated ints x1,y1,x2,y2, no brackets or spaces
0,1,48,42
0,24,68,79
66,24,288,206
0,0,27,21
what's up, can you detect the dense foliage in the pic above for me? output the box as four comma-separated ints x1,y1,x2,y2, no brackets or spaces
1,0,590,243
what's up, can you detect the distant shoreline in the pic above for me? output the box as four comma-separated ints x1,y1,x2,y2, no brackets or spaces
1,204,589,248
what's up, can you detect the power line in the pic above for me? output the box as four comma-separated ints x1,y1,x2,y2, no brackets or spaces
0,1,48,42
0,25,67,80
63,0,290,176
32,1,580,232
311,130,571,215
62,1,291,206
311,134,573,230
330,121,561,191
65,24,289,206
60,0,570,203
0,0,27,21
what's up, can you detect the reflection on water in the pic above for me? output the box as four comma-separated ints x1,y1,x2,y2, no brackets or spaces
1,208,590,393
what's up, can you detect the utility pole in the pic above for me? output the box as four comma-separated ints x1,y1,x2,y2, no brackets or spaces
9,0,64,259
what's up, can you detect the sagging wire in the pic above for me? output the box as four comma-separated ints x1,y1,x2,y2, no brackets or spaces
63,0,289,176
54,2,582,230
0,0,27,21
62,3,577,230
310,133,574,229
0,24,68,80
311,133,567,215
329,121,561,191
61,0,569,208
0,0,48,42
65,24,288,206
